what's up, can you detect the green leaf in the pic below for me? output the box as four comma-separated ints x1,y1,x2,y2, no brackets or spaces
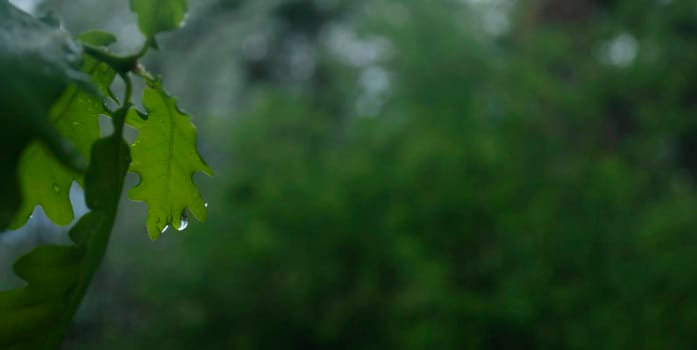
0,1,89,230
128,79,212,239
129,0,187,38
76,30,117,47
10,36,117,228
0,133,131,349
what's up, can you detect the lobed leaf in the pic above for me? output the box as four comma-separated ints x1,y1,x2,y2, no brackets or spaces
0,133,131,349
11,52,116,228
9,28,118,229
0,1,89,230
130,0,187,39
128,79,212,239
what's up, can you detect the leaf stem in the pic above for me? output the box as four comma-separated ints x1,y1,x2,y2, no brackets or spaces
113,72,132,136
136,38,152,58
82,44,134,74
83,38,151,75
122,73,133,106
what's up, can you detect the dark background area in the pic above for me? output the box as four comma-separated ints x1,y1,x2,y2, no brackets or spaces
2,0,697,348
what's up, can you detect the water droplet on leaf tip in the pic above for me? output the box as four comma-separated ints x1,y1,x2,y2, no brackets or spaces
204,202,209,208
176,212,189,231
161,225,169,234
137,110,148,120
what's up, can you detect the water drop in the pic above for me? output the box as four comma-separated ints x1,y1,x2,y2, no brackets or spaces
176,212,189,231
136,110,148,120
103,99,118,113
52,184,61,193
161,224,170,234
180,13,190,28
204,202,209,208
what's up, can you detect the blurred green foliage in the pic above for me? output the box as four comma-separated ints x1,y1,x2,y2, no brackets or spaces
21,0,697,348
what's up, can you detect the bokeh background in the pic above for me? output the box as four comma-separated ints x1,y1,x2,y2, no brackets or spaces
2,0,697,348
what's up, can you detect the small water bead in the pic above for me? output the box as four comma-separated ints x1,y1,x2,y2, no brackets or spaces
103,99,118,113
136,110,149,120
176,213,189,231
160,224,170,234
